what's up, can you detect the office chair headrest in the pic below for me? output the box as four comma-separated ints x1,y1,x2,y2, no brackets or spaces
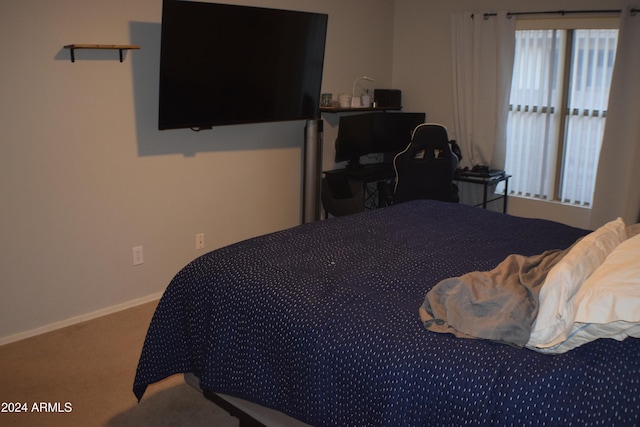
411,123,450,141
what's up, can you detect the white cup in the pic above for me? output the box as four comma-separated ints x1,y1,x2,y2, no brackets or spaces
339,94,352,108
351,96,362,108
361,94,371,108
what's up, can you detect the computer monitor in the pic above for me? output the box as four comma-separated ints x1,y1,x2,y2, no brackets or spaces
334,112,426,167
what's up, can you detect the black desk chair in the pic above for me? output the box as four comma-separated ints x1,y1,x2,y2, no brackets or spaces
392,123,459,204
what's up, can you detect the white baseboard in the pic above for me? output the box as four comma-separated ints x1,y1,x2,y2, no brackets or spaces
0,292,164,347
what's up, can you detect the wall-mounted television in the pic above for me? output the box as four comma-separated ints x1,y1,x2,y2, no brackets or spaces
158,0,328,130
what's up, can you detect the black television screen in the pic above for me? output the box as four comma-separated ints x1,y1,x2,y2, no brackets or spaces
335,112,426,166
158,0,328,130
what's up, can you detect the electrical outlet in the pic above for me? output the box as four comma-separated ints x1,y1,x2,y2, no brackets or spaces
196,233,205,250
132,246,144,265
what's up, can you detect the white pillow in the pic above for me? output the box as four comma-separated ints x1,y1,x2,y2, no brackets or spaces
526,218,626,349
530,233,640,354
529,322,640,354
626,222,640,238
574,232,640,324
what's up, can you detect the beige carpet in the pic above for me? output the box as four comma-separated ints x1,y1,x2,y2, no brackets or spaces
0,301,238,427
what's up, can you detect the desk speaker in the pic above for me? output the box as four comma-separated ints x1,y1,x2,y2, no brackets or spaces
374,89,402,109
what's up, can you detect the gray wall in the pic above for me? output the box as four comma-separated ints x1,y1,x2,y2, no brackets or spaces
0,0,395,342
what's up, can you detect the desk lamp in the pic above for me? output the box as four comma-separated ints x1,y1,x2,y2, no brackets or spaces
351,76,374,108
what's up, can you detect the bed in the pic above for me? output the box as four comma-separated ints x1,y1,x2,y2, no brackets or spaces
133,200,640,426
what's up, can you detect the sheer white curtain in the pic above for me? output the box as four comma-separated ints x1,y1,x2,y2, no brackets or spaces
590,8,640,227
451,12,515,169
506,30,565,200
506,29,618,205
562,30,618,205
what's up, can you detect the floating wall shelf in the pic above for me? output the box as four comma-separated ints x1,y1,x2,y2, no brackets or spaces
63,44,140,63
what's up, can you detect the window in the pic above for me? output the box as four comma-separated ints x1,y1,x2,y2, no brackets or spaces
505,19,618,206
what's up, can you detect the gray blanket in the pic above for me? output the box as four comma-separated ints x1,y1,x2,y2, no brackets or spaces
419,246,572,347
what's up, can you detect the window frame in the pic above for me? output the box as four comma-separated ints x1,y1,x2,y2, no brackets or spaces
509,16,619,206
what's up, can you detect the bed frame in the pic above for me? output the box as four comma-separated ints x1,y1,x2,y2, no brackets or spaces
184,373,310,427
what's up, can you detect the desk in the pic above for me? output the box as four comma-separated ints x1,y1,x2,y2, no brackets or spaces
454,171,511,213
323,163,394,212
326,163,394,181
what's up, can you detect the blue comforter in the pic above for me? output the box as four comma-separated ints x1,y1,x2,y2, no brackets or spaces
134,200,640,426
